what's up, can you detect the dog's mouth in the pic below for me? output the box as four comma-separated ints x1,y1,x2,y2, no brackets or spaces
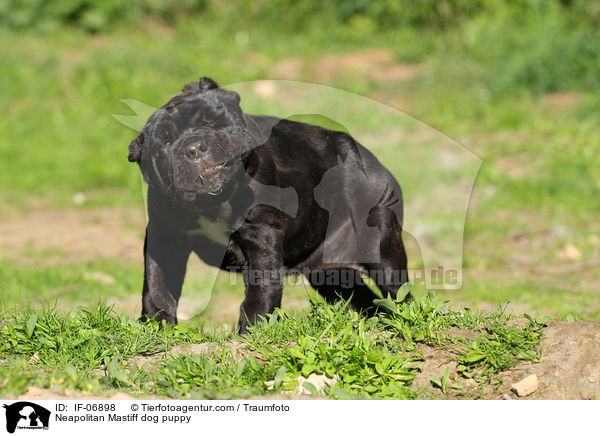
182,186,223,202
196,158,235,196
173,156,239,206
180,179,227,204
206,186,224,196
195,172,227,197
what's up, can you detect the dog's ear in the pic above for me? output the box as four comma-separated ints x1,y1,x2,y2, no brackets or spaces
181,76,220,93
198,76,219,91
181,76,240,104
128,132,144,162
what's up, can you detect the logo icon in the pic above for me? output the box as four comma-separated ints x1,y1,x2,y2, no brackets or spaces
2,402,50,433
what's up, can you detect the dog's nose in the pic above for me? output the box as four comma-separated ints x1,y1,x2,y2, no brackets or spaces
183,143,207,161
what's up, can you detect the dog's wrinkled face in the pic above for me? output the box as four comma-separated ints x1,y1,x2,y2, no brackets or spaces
128,77,263,208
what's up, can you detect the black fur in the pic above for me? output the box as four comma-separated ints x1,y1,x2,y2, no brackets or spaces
129,77,410,333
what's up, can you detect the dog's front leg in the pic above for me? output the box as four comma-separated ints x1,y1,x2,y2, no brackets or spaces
140,219,191,324
236,224,284,334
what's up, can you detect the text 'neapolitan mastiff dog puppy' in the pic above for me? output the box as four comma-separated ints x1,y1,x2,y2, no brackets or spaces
128,77,411,333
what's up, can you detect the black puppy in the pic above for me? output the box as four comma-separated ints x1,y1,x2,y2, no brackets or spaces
128,77,410,333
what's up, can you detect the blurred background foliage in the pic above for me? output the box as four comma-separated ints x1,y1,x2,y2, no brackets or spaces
3,0,600,32
1,0,599,94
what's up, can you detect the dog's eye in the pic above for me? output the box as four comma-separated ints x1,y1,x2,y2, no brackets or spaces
185,149,199,160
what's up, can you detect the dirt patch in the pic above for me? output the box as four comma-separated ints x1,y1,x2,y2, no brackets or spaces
416,321,600,399
494,154,540,179
254,50,422,111
271,49,422,83
271,57,304,80
169,340,252,363
124,340,257,371
412,343,459,392
498,321,600,399
366,94,413,112
543,92,582,110
0,206,146,264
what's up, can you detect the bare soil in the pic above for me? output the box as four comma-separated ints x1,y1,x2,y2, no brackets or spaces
413,320,600,400
264,48,421,112
0,206,146,264
270,49,422,83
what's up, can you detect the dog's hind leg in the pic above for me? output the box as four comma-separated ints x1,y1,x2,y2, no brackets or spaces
362,186,411,302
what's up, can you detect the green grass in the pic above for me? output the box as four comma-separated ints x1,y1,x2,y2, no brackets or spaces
0,260,142,308
0,294,544,399
375,291,544,379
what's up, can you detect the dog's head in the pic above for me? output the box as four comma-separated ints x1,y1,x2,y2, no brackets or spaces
128,77,265,207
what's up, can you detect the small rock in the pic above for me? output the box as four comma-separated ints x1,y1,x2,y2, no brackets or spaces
502,393,513,400
254,81,278,98
295,373,340,395
72,192,86,205
265,373,340,395
558,243,581,261
511,374,539,397
462,378,477,387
